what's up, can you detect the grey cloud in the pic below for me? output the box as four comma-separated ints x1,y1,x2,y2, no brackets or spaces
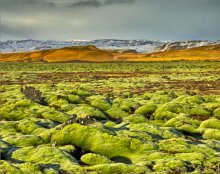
69,0,103,8
105,0,134,5
0,0,57,8
0,0,219,41
0,23,36,40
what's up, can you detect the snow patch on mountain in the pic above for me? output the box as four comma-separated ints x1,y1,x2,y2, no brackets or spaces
153,40,220,52
1,39,219,53
0,39,163,53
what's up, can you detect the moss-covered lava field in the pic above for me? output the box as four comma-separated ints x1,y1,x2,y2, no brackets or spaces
0,61,220,173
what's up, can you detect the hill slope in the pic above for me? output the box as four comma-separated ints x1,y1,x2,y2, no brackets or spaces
0,44,220,62
0,45,113,62
143,44,220,61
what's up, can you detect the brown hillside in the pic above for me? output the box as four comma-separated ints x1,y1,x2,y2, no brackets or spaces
0,45,113,62
0,44,220,62
142,44,220,61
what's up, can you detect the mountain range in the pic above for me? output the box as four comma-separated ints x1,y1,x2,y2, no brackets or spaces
1,39,220,53
1,43,220,62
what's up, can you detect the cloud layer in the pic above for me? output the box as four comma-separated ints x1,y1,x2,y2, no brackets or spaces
0,0,219,41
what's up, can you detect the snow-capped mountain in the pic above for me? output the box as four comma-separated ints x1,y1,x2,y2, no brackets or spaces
0,39,219,53
0,39,163,53
153,40,220,52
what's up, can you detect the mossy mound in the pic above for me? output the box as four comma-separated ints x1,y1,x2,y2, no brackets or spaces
90,98,112,111
67,94,84,104
11,145,78,171
17,118,56,135
134,103,157,116
163,115,200,133
153,159,187,172
123,114,147,123
16,162,43,174
81,153,111,165
3,135,44,147
159,138,217,156
0,160,22,174
67,104,106,120
0,140,10,155
0,121,21,138
203,129,220,141
199,118,220,130
1,86,220,173
42,109,70,123
106,108,129,119
85,163,150,174
51,123,157,163
175,153,206,165
213,108,220,118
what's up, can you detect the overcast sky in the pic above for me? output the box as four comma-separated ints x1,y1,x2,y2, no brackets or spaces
0,0,220,41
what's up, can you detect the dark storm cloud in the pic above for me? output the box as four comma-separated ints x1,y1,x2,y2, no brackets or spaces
0,0,219,41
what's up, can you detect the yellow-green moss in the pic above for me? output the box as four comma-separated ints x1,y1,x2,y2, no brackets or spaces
81,153,111,165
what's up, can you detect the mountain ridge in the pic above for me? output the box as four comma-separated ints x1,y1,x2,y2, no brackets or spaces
1,44,220,62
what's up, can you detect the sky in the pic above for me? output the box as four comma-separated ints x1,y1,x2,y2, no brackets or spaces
0,0,220,41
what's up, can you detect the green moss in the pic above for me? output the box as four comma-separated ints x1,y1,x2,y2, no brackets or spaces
148,152,173,160
120,99,138,112
42,109,70,123
203,155,220,174
49,99,69,109
153,159,187,172
43,168,59,174
67,95,84,104
154,110,178,120
202,139,220,149
0,160,22,174
3,135,44,147
159,138,217,156
11,145,78,171
199,118,220,130
123,114,147,123
128,123,182,140
134,103,157,116
213,108,220,118
190,107,211,117
0,121,21,138
60,104,76,112
38,127,57,143
51,123,157,164
18,163,42,174
90,99,111,111
77,89,92,96
204,102,220,111
151,94,172,104
155,102,187,115
104,121,117,127
14,99,33,107
67,104,106,120
0,140,9,155
81,153,111,165
106,108,129,119
85,163,150,174
141,92,151,100
17,118,49,135
164,115,200,133
58,145,76,153
175,153,206,165
0,105,30,121
203,129,220,141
